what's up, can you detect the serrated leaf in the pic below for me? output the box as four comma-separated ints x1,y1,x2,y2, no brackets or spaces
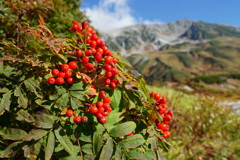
1,128,27,140
69,81,84,90
0,141,22,158
99,137,113,160
70,90,85,100
0,87,9,93
24,129,48,141
109,121,136,137
55,93,69,109
34,113,57,129
14,87,28,108
60,155,83,160
104,112,124,130
70,97,83,110
110,89,121,109
15,109,35,123
118,134,145,148
82,144,93,154
45,131,55,160
93,132,103,155
126,148,156,160
24,77,43,98
55,86,67,95
0,90,12,114
54,126,73,154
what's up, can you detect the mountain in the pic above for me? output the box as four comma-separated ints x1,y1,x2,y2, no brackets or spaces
103,19,240,84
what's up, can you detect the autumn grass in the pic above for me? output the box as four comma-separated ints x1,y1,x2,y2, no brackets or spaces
147,85,240,160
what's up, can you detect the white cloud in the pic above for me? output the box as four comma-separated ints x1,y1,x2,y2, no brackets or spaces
83,0,164,32
83,0,137,32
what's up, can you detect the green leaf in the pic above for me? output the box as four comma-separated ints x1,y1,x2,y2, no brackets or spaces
110,89,122,109
70,90,85,100
55,93,70,109
14,87,28,108
34,113,57,129
0,141,22,158
99,137,113,160
54,126,73,154
24,77,43,98
60,155,83,160
24,129,48,141
69,81,84,90
139,78,149,99
45,131,55,160
82,144,93,154
1,128,27,140
70,97,83,110
93,132,103,155
118,134,145,148
15,109,35,123
0,87,9,93
0,90,12,114
113,145,122,160
126,148,156,160
109,121,136,137
104,112,124,131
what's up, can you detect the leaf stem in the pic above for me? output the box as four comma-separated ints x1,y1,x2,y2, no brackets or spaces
75,132,84,159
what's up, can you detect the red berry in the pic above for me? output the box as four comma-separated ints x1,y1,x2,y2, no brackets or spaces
102,46,108,53
102,111,109,116
112,57,118,63
107,107,112,113
68,61,78,70
98,117,107,124
154,93,161,100
158,108,167,115
162,131,171,138
163,114,172,122
52,69,59,77
81,116,88,123
55,77,64,85
90,41,97,48
96,101,103,108
85,49,93,56
167,110,173,116
61,64,69,72
97,107,104,113
66,110,74,117
58,71,65,78
76,50,82,57
82,21,89,29
73,116,81,123
105,71,112,78
85,63,94,70
65,70,72,78
103,97,111,103
111,69,119,76
105,52,113,56
81,56,89,64
99,91,106,99
160,98,167,104
95,112,103,118
104,64,112,71
103,103,110,110
111,79,119,85
104,79,111,85
91,84,96,89
66,77,74,84
157,124,168,131
48,77,55,85
95,53,102,62
97,48,103,55
104,56,112,64
109,82,116,89
89,106,98,114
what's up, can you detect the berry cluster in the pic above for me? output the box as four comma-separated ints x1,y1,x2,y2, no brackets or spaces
48,20,119,124
66,110,88,123
149,92,173,138
48,61,78,85
88,93,112,124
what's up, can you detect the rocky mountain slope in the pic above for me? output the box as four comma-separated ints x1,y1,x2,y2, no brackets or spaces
103,19,240,84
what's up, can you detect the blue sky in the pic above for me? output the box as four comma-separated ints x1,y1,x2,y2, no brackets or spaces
81,0,240,32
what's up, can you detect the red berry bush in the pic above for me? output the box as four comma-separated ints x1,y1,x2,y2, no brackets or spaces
0,2,174,159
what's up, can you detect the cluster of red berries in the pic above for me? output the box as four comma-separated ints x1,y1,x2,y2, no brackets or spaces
66,110,88,123
47,61,78,85
149,92,173,138
88,91,112,124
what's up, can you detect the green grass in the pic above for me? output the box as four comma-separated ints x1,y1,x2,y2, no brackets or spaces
147,85,240,159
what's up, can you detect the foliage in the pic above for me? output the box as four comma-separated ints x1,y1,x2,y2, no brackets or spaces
148,86,240,159
0,0,173,159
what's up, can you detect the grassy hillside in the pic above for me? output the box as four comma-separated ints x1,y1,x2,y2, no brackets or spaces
127,37,240,85
147,85,240,159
